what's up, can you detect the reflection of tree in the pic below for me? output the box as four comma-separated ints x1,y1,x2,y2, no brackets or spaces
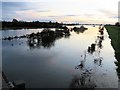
87,44,96,54
94,57,103,67
64,34,71,38
87,36,103,54
71,52,96,89
2,27,71,49
87,26,104,67
70,26,105,89
99,26,104,35
72,60,96,89
27,38,42,49
93,27,105,67
41,36,55,48
96,36,104,49
73,26,88,34
70,71,96,89
27,28,71,49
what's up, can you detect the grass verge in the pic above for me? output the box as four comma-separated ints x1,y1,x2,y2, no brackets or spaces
105,25,120,79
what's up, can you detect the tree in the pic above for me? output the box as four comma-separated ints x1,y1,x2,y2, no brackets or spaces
12,18,18,23
115,22,120,26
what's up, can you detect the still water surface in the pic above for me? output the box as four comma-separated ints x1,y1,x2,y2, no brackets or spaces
1,26,119,88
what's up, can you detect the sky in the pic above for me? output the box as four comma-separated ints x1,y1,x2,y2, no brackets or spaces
1,0,120,24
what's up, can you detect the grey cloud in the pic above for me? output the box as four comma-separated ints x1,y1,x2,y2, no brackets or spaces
48,16,58,18
65,14,78,16
36,10,50,12
99,9,117,17
2,2,28,20
48,14,78,18
2,2,49,21
2,2,27,11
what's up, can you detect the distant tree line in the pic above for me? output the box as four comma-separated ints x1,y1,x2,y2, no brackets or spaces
1,18,64,29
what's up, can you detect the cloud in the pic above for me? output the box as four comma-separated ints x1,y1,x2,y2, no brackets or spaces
48,14,79,18
2,2,27,11
2,2,50,21
1,1,119,24
65,15,79,16
98,9,117,18
2,2,28,20
48,16,58,18
36,10,50,12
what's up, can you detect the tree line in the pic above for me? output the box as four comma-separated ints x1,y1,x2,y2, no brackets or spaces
1,19,64,29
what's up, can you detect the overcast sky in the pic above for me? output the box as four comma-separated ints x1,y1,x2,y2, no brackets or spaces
1,0,120,24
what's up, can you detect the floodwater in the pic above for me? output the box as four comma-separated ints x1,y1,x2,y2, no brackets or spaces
1,26,119,88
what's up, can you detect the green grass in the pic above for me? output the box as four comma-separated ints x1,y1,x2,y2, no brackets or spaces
105,25,120,78
105,25,120,58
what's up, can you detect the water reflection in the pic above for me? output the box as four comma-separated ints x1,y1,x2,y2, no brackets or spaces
73,26,88,34
87,43,96,54
2,26,118,88
27,28,71,49
70,72,96,89
71,26,105,88
73,51,97,89
87,26,104,54
73,54,96,89
96,36,104,49
94,57,103,67
98,25,104,35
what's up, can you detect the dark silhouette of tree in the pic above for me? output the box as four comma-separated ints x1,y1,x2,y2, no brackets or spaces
2,19,63,29
12,18,18,23
115,22,120,26
23,29,71,49
87,43,96,54
73,26,88,34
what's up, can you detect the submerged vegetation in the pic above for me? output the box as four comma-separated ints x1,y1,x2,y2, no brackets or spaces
105,25,120,79
2,28,71,48
70,25,104,89
27,28,70,49
73,26,88,34
2,25,89,49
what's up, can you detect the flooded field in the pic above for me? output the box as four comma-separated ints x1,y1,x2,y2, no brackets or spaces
1,26,119,88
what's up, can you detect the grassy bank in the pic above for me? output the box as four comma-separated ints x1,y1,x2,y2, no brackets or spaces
105,25,120,78
105,25,120,56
